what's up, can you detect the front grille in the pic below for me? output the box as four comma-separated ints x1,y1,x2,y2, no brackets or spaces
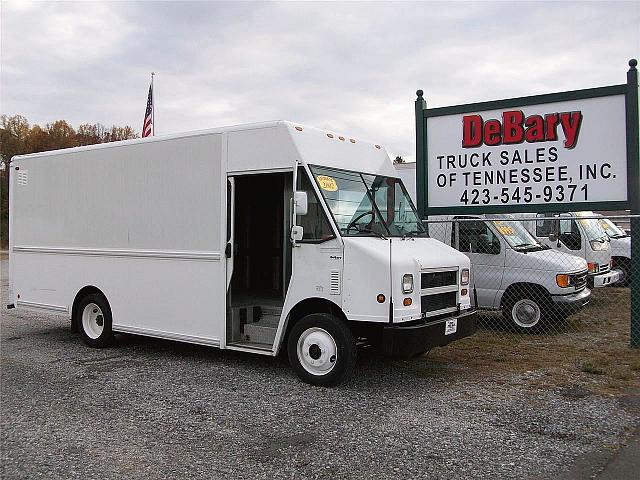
421,270,457,289
598,263,610,274
572,270,588,292
421,291,457,313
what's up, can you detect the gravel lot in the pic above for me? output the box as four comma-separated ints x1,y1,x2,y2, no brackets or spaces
1,257,638,479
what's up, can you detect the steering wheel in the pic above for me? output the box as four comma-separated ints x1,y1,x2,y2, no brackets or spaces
346,211,374,232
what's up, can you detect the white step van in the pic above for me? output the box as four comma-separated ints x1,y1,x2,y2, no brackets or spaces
595,214,631,285
8,121,475,386
429,215,590,332
516,212,621,288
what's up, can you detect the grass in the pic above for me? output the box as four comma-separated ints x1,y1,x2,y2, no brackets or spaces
425,287,640,396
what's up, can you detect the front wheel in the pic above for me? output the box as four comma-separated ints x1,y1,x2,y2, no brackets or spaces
502,291,547,333
287,313,356,387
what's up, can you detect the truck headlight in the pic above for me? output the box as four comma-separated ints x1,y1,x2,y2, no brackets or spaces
402,274,413,294
590,240,606,251
556,274,571,288
461,268,470,285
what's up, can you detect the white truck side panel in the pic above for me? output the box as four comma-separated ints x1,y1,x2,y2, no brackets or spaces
10,133,226,344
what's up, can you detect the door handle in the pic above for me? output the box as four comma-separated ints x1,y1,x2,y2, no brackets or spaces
225,243,232,258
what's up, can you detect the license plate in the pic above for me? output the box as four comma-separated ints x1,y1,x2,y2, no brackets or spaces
445,319,457,335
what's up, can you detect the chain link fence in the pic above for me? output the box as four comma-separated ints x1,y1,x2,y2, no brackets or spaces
424,213,639,348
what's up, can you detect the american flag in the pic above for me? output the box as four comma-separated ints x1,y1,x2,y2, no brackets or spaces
142,82,153,137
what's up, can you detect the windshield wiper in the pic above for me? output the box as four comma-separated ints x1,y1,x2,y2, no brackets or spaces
512,243,546,251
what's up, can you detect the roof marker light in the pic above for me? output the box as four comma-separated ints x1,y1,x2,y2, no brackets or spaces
349,139,356,143
338,136,345,141
295,126,303,131
327,133,334,138
375,145,381,149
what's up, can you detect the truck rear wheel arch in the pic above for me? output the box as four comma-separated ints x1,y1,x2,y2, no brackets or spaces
71,286,108,332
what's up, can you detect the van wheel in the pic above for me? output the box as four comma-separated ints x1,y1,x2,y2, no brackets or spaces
76,293,114,348
287,313,356,387
502,291,546,333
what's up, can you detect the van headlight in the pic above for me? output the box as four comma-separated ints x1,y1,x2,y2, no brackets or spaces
461,268,470,285
402,274,414,294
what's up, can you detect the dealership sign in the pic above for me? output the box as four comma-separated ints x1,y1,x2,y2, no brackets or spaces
414,61,639,216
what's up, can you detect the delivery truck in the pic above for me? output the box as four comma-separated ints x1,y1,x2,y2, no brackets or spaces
8,121,476,386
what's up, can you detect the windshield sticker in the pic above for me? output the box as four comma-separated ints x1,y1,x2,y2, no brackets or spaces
317,175,338,192
496,225,515,236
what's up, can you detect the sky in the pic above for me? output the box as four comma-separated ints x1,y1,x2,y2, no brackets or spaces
1,1,639,160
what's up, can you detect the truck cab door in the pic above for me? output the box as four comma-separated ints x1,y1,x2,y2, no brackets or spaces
453,218,505,309
226,178,234,290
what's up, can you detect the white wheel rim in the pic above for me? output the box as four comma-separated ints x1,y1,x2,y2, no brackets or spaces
82,303,105,339
296,327,338,376
512,299,541,328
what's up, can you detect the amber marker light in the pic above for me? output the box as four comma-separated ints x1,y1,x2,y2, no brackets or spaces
327,133,334,138
338,136,345,141
349,139,356,143
556,274,570,288
377,294,385,303
295,126,303,131
403,297,412,306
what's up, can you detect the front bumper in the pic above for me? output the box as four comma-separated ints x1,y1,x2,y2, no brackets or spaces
551,287,591,312
590,269,621,288
381,309,477,358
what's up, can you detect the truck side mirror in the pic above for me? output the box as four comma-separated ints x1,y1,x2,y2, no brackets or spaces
294,191,308,216
548,233,558,243
291,225,304,242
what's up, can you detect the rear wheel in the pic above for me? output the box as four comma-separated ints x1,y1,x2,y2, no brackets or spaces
76,293,114,348
287,313,356,387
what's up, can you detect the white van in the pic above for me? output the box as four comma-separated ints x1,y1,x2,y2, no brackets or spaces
429,215,590,332
517,212,621,288
8,121,475,386
596,214,631,285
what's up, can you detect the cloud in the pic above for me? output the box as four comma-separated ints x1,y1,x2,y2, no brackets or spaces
1,1,638,158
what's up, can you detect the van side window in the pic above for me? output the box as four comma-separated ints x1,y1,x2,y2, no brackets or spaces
457,221,500,255
536,215,554,237
559,217,581,250
297,169,335,242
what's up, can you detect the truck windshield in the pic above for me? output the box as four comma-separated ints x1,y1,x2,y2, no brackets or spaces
598,217,628,239
310,165,427,238
488,217,544,250
575,212,608,242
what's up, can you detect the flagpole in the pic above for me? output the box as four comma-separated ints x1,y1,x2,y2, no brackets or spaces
151,72,155,136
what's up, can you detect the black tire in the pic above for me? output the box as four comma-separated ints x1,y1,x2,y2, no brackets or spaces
75,293,114,348
287,313,356,387
614,258,630,287
501,289,549,334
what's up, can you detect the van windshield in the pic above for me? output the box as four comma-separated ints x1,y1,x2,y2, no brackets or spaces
310,165,427,238
488,217,544,250
575,212,608,242
598,217,628,239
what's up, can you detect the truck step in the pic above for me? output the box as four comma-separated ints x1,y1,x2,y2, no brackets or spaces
259,305,283,317
243,324,277,345
257,314,280,328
